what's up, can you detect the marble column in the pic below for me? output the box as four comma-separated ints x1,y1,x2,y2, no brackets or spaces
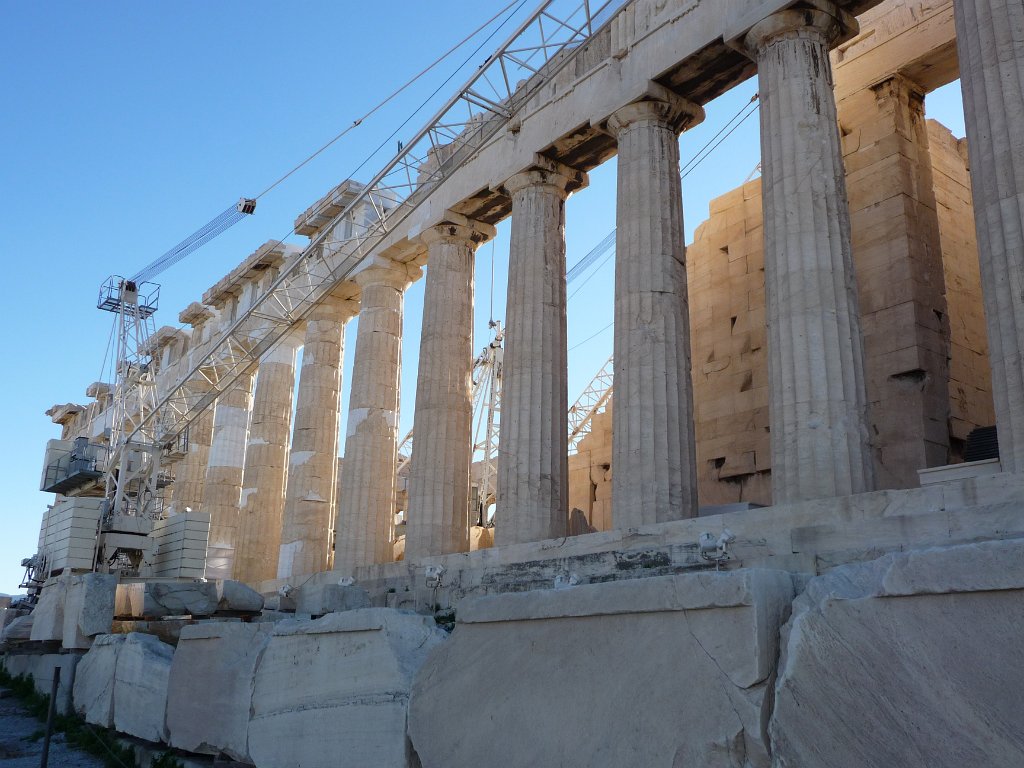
405,221,493,561
277,295,357,580
203,370,256,579
607,96,702,528
953,0,1024,472
743,4,874,502
335,258,420,574
496,168,580,545
235,329,302,585
171,409,213,515
168,304,217,516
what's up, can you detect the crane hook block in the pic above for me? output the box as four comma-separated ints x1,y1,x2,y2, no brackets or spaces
236,197,257,215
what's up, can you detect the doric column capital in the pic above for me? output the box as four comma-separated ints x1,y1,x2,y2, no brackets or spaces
351,256,422,292
503,168,571,199
419,216,496,249
179,301,215,328
870,72,928,104
307,292,359,324
500,154,588,199
607,96,704,138
261,326,305,365
739,2,858,59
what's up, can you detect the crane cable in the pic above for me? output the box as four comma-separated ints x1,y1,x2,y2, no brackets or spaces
251,0,525,203
127,0,526,288
564,92,761,292
130,204,246,283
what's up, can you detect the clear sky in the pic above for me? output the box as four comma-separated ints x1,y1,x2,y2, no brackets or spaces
0,2,967,594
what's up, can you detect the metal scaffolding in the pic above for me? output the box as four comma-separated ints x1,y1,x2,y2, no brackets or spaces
127,0,628,465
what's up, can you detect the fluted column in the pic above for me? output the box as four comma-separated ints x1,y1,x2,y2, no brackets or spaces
335,259,421,573
277,295,357,580
170,408,213,515
743,4,874,503
405,221,493,560
496,168,581,545
607,96,702,528
203,370,256,579
954,0,1024,472
234,329,302,585
168,305,216,517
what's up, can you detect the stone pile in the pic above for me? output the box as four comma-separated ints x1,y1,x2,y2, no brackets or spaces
2,538,1023,767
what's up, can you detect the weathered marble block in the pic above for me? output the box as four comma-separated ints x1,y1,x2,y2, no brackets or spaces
63,573,117,649
216,580,265,613
0,611,32,644
293,582,370,616
116,581,219,618
408,570,795,768
166,622,274,762
29,576,69,642
248,609,447,768
73,632,173,743
73,634,124,728
771,540,1024,767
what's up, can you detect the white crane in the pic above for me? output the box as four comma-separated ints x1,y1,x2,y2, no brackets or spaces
34,0,622,581
34,199,258,579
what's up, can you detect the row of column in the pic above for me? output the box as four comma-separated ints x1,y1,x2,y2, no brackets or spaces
176,260,419,584
176,0,1024,582
403,0,1024,554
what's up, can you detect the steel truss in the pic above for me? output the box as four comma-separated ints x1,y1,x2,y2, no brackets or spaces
100,278,164,522
568,354,614,452
128,0,627,465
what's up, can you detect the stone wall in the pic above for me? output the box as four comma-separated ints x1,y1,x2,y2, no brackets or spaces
567,403,615,530
688,180,773,506
6,500,1024,767
569,118,991,512
929,119,995,458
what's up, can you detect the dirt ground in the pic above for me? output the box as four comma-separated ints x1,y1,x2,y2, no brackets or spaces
0,689,105,768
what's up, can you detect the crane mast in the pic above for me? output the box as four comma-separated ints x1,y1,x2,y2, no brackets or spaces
29,0,624,584
92,277,166,575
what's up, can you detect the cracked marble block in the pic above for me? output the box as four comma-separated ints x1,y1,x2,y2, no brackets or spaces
248,609,447,768
408,570,794,767
167,622,274,762
771,540,1024,767
73,632,174,743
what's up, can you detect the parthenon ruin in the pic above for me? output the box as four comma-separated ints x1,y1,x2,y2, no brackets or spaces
4,0,1024,766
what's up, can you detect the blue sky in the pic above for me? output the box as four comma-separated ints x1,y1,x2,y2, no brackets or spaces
0,2,966,594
